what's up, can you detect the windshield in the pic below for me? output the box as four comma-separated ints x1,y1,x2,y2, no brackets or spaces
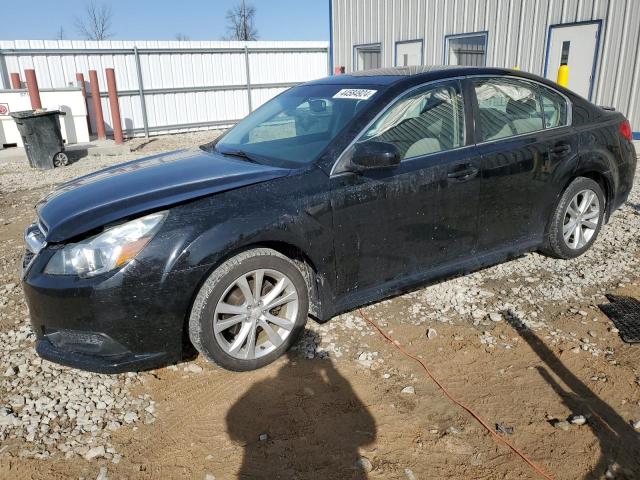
213,84,380,168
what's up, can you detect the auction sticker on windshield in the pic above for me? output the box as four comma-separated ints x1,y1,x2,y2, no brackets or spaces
333,89,377,100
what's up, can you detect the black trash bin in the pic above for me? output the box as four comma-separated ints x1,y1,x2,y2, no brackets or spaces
10,110,69,170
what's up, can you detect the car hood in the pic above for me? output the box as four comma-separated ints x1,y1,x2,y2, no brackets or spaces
37,148,290,242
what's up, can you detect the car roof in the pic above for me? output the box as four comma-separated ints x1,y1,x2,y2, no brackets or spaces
306,65,557,90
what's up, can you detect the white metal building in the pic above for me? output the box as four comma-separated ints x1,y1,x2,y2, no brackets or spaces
329,0,640,136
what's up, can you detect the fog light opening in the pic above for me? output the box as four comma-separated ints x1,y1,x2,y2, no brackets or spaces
45,329,129,356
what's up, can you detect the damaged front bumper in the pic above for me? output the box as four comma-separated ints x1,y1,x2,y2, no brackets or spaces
21,224,208,373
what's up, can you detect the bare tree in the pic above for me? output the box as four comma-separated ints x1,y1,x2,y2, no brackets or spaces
75,1,114,41
174,33,191,41
55,26,66,40
224,0,258,41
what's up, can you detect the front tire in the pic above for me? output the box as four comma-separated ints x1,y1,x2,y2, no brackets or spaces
189,248,309,371
544,177,605,259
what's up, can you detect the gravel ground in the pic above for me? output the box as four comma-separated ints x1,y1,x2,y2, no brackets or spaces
0,320,155,463
0,130,222,194
0,131,221,463
0,134,639,479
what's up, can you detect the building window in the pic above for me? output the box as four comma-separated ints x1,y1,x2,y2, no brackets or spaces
445,32,488,67
354,43,381,71
395,40,423,67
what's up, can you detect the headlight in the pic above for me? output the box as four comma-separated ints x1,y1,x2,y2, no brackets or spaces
45,211,167,277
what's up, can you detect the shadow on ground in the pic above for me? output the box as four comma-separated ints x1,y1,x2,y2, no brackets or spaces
226,348,377,479
504,310,640,480
625,201,640,213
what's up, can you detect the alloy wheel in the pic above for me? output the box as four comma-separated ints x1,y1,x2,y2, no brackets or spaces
53,152,69,167
213,268,299,360
563,189,601,250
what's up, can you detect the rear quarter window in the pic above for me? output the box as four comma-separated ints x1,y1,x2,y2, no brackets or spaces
538,86,568,128
473,78,545,142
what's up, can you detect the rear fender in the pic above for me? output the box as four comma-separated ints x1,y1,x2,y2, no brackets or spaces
543,135,615,237
575,127,620,218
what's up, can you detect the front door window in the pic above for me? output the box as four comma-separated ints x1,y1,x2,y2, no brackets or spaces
357,82,465,160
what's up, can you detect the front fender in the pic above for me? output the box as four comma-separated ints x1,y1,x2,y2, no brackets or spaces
165,169,337,317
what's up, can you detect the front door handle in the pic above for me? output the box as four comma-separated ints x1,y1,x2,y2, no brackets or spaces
447,165,479,181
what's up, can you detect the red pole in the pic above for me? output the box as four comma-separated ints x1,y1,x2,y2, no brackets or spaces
88,70,106,140
76,72,92,134
24,69,42,109
10,73,21,89
105,68,123,145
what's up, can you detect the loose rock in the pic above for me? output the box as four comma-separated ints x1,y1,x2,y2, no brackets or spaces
355,456,373,472
184,364,204,373
96,466,109,480
569,414,587,426
84,445,106,461
123,412,138,424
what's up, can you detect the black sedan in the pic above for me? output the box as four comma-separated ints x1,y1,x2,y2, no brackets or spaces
22,66,636,372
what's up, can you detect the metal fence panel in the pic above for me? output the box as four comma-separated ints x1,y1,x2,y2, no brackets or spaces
0,40,329,137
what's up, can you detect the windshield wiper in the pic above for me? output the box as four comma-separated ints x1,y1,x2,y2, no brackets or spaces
216,148,260,163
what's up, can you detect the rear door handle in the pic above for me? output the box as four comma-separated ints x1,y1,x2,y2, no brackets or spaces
447,165,479,181
551,143,572,156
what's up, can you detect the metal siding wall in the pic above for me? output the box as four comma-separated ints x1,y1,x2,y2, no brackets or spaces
389,0,398,67
331,0,640,129
0,40,329,136
598,2,623,105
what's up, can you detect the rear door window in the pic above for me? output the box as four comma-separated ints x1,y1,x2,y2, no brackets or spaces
473,78,545,141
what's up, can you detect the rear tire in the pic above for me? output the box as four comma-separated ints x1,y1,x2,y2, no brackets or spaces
189,248,309,371
543,177,605,259
53,152,69,167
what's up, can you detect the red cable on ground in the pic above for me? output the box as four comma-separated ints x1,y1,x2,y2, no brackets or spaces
357,308,554,480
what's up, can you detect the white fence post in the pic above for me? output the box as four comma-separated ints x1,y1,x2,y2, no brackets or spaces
244,45,253,113
133,47,150,138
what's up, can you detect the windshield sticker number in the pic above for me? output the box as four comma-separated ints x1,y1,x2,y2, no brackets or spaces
333,89,377,100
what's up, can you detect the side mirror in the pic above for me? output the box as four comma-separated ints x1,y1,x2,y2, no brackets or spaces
348,141,401,171
309,99,327,113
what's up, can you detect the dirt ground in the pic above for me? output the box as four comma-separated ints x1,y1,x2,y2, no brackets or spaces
0,132,639,480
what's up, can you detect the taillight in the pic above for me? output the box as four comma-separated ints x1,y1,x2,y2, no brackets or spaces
620,119,633,141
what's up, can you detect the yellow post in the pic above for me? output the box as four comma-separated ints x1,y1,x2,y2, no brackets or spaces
556,64,569,88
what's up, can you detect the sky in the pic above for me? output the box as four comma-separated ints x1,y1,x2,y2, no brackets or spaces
0,0,329,41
